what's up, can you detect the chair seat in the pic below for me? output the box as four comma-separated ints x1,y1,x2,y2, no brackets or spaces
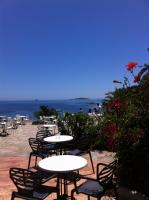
33,185,57,199
77,180,104,197
67,149,82,155
35,169,57,184
14,185,57,200
43,143,57,151
31,151,49,158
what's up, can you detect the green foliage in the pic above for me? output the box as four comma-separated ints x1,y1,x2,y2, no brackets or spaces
32,120,44,125
101,61,149,196
34,105,58,119
58,112,101,150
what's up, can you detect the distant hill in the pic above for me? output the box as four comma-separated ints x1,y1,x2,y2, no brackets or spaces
71,97,90,100
88,102,97,105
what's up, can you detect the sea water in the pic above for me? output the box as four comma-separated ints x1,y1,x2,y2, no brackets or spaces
0,99,102,119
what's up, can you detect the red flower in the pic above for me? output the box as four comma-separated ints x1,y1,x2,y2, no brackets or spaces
107,99,123,111
106,138,116,151
126,62,138,71
127,129,144,143
103,123,118,136
134,73,142,82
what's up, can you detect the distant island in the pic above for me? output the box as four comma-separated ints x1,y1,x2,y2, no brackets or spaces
88,102,97,105
71,97,90,100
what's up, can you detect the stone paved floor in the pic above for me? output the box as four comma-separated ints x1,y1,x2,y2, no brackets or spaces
0,123,148,200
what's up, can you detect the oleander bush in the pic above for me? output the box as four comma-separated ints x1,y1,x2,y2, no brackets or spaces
100,59,149,196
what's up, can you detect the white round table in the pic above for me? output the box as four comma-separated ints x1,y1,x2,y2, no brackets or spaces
44,135,73,155
38,155,87,172
0,122,6,125
42,124,57,128
38,155,87,199
19,115,27,118
44,135,73,143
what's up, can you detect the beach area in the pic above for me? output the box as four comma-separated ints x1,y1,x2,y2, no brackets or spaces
0,121,147,200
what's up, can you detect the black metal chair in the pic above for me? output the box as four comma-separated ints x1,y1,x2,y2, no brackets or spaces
36,130,59,154
64,136,95,174
28,138,52,169
36,130,52,141
10,167,59,200
67,149,94,173
71,160,119,200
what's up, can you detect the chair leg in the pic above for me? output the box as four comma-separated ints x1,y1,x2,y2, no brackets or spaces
56,177,60,199
11,191,15,200
71,189,76,200
88,195,90,200
28,153,32,169
114,186,120,200
88,151,95,174
35,156,38,167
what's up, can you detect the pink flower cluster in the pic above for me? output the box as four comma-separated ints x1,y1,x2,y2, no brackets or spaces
127,129,144,143
107,99,128,111
103,123,118,151
103,123,118,136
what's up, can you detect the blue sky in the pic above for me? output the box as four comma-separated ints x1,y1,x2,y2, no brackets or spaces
0,0,149,100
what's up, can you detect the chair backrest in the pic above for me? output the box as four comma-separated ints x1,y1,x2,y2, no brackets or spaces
97,160,117,187
36,130,52,141
6,117,14,128
39,116,42,120
75,134,94,150
29,138,41,152
9,168,38,196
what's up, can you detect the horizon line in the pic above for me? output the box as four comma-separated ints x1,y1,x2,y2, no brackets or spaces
0,98,103,101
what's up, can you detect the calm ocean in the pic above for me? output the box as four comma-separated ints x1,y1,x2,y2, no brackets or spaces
0,99,102,119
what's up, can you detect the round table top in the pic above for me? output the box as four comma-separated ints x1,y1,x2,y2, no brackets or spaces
44,135,73,143
44,116,56,119
0,116,6,118
38,155,87,172
42,124,57,128
15,115,26,118
0,122,6,125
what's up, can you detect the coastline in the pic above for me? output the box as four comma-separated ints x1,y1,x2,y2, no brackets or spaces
0,99,102,119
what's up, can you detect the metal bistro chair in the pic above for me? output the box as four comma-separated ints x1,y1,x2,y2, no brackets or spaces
36,129,52,140
64,135,95,174
6,117,14,134
28,138,52,169
10,167,59,200
71,160,119,200
36,130,58,155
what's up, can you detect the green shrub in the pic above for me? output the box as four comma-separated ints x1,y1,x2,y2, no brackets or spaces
32,120,44,125
101,59,149,196
58,112,101,150
34,105,58,119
